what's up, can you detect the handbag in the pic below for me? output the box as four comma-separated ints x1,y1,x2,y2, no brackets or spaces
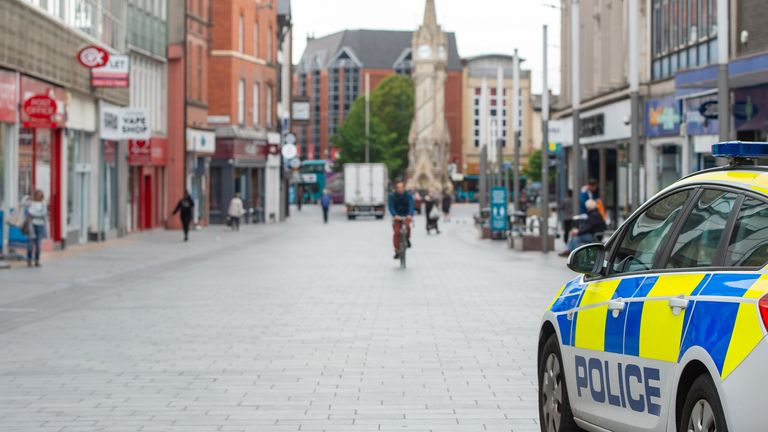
429,206,441,221
6,207,25,228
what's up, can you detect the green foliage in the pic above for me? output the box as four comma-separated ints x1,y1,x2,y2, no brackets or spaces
333,75,414,180
523,149,556,183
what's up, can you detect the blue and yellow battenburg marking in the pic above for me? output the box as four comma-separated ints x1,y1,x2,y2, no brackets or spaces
549,273,768,380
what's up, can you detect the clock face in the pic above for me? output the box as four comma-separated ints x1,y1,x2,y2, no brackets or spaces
418,44,433,59
437,46,447,60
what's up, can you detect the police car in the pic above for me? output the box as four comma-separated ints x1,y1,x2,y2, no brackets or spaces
539,142,768,432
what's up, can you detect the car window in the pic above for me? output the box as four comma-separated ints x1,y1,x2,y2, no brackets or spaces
611,190,692,275
725,197,768,267
666,190,739,269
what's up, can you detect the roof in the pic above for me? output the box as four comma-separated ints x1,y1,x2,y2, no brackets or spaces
297,29,462,72
675,168,768,196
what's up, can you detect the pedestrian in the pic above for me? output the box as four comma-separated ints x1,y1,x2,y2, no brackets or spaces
320,188,332,224
296,185,303,211
227,192,245,231
25,190,47,267
579,179,599,215
559,199,606,257
560,189,574,245
425,192,441,234
441,190,453,221
172,191,195,242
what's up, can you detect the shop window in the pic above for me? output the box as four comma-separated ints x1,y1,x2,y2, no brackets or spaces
238,79,246,126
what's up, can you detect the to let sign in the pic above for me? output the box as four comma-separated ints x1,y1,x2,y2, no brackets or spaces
22,95,58,128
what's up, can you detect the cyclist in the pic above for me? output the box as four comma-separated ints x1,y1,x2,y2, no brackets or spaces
388,181,414,260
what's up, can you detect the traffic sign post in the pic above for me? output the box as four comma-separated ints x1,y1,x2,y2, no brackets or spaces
490,187,508,233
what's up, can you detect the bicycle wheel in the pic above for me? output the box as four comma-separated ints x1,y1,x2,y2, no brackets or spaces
400,232,407,269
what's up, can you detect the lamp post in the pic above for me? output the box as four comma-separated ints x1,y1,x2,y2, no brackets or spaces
542,25,550,253
570,0,581,216
717,0,730,145
629,0,641,210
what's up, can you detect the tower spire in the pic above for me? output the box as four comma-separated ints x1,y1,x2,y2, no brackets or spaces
423,0,438,30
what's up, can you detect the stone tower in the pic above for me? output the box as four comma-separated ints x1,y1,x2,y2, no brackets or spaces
407,0,452,193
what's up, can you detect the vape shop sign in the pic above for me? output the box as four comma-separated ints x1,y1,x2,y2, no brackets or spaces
100,106,151,140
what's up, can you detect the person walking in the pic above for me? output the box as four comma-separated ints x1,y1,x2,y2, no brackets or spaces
441,191,453,222
320,189,332,224
172,191,195,242
25,190,47,267
227,192,245,231
425,192,440,234
560,189,574,245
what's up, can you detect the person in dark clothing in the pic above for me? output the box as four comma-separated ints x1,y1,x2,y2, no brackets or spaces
173,191,195,242
424,193,440,234
388,181,414,259
320,189,332,224
560,189,574,244
441,192,453,221
560,199,606,257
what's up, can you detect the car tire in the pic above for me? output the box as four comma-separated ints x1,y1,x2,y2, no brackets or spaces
539,333,580,432
348,215,356,220
679,374,728,432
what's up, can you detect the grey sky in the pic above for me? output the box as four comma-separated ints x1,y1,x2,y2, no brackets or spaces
290,0,562,95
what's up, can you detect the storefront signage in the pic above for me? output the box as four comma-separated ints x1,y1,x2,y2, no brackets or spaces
77,45,110,69
91,55,130,88
0,70,17,123
22,95,58,128
128,138,167,166
186,129,216,154
646,97,681,137
580,114,604,138
490,187,508,232
734,87,768,132
100,107,151,140
301,173,318,184
686,97,719,136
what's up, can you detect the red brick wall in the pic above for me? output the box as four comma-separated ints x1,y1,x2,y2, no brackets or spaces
445,71,463,168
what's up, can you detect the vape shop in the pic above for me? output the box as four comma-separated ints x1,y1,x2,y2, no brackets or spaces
128,138,167,232
18,76,68,246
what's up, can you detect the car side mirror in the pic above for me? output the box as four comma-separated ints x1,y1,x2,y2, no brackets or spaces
567,243,606,276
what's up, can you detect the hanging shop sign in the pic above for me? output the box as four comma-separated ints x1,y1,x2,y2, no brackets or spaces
186,128,216,154
686,96,719,136
100,106,150,140
77,45,110,69
128,138,167,166
734,87,768,132
646,97,682,137
91,55,130,88
22,95,58,128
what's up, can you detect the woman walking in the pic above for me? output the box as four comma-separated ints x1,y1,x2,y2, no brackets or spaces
25,190,48,267
227,192,245,231
173,191,195,241
441,191,453,221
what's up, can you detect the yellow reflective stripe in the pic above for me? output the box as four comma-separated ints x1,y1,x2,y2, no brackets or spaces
548,284,567,310
574,280,620,352
639,274,705,363
722,276,768,380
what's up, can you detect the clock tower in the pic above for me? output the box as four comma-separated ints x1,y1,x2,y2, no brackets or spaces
407,0,452,193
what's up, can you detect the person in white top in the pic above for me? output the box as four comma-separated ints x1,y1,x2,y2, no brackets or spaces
227,193,246,231
25,190,48,267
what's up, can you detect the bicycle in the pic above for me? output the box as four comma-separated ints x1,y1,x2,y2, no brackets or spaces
395,216,410,269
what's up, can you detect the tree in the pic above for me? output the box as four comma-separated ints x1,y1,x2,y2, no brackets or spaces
523,149,556,183
332,75,414,180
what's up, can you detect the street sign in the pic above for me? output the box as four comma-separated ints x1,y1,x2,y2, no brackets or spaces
284,132,297,145
77,45,110,69
490,187,508,232
282,143,298,159
289,158,301,170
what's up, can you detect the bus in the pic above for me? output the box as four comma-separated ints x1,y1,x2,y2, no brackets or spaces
297,160,330,203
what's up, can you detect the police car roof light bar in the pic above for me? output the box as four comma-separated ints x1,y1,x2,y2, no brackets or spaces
711,141,768,166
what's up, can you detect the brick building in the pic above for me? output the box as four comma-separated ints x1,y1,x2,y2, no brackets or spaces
206,0,283,224
292,29,463,169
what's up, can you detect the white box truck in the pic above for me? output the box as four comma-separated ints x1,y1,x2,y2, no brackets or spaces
344,163,388,220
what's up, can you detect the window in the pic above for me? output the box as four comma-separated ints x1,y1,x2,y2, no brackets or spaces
267,26,273,62
238,79,246,125
266,85,273,128
611,190,692,274
725,197,768,267
238,15,244,52
651,0,716,80
253,22,260,58
253,83,260,126
666,190,739,268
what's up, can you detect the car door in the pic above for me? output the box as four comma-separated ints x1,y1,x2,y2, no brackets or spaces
620,188,740,432
565,189,696,431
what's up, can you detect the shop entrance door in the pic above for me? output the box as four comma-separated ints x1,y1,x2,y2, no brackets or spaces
142,173,153,229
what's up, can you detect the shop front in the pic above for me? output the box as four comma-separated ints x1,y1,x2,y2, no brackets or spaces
128,138,167,231
18,76,68,247
682,94,719,173
65,91,98,245
645,96,683,194
186,129,216,226
734,85,768,142
0,69,17,256
210,138,268,225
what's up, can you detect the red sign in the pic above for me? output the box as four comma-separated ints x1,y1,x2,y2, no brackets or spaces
22,95,58,128
128,138,167,166
77,45,110,69
0,69,17,123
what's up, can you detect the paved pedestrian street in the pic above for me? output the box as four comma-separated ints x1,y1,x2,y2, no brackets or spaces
0,205,573,432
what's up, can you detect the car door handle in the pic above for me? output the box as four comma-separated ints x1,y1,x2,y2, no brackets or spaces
669,296,689,316
608,299,625,318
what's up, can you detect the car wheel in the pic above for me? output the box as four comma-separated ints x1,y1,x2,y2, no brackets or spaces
679,374,728,432
348,215,356,220
539,333,580,432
